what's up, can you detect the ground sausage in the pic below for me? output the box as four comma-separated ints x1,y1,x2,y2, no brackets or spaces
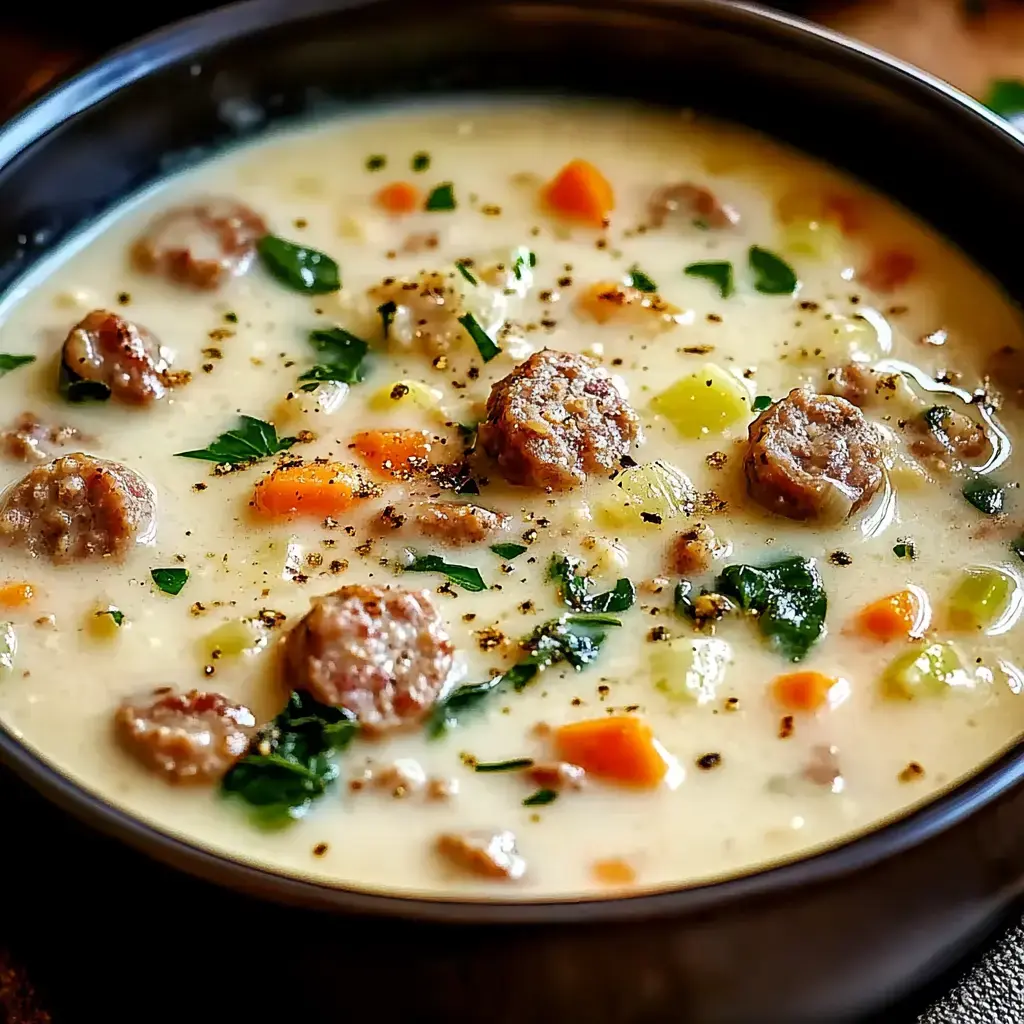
114,687,257,783
910,405,990,470
378,501,511,546
1,412,82,462
62,310,173,405
647,183,739,229
0,453,156,562
283,584,454,734
132,198,267,289
744,388,884,522
824,364,907,409
478,349,641,491
667,523,718,575
436,830,526,880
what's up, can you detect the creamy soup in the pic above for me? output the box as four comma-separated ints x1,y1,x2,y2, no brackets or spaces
0,101,1023,900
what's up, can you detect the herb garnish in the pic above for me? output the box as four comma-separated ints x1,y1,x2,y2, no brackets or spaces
962,478,1006,515
428,613,621,735
96,608,125,626
455,261,478,286
523,788,557,806
512,249,537,280
717,556,826,662
0,354,35,378
222,690,359,825
366,154,386,171
298,327,370,391
893,540,917,560
627,265,658,293
377,300,397,339
984,79,1024,120
425,182,456,211
151,568,189,596
175,415,298,466
684,260,734,298
491,543,527,560
752,395,773,412
749,246,798,296
474,757,534,773
458,312,501,362
405,553,486,592
549,554,636,614
257,235,341,294
412,151,431,172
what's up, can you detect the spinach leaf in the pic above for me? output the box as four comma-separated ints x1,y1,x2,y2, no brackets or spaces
458,312,501,362
411,151,431,172
474,758,534,773
892,540,916,560
151,568,189,596
59,359,111,403
455,261,478,286
963,478,1006,515
257,235,340,294
684,260,734,298
717,556,826,662
0,354,35,378
548,554,636,614
673,579,695,619
491,543,527,560
985,79,1024,120
366,154,386,171
626,265,658,293
748,246,798,296
222,690,359,825
405,553,486,592
426,676,504,738
377,300,397,339
298,327,370,391
425,182,456,211
523,788,557,807
175,415,298,466
752,395,773,412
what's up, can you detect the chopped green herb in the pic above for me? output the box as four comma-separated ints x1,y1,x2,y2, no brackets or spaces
458,312,501,362
405,553,486,592
257,235,340,294
752,395,773,412
0,354,35,378
684,260,734,298
151,568,189,596
893,540,917,560
549,554,636,614
224,311,239,324
411,151,431,172
673,579,695,619
922,405,953,434
455,261,478,286
428,613,621,735
96,608,125,626
626,265,658,293
962,478,1006,515
298,327,370,391
365,154,386,171
491,543,528,560
222,690,359,825
424,182,456,212
512,248,537,280
984,79,1024,119
523,788,558,807
176,415,298,466
474,757,534,773
377,300,397,339
748,246,798,296
458,421,479,451
717,556,826,662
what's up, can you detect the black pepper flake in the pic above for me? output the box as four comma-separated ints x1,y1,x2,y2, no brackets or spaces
829,550,853,566
647,625,671,642
641,512,663,525
696,752,722,771
778,715,794,739
117,291,131,305
313,842,329,856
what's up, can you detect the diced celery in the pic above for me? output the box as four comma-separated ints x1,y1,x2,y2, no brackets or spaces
650,364,751,439
794,315,881,365
881,640,973,699
199,618,269,660
597,460,696,528
781,217,844,261
651,636,732,704
370,379,443,413
946,566,1019,632
0,622,15,676
275,380,349,426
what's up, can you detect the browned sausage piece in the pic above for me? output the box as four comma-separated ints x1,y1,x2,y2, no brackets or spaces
667,523,718,576
0,453,156,563
744,389,884,522
528,762,586,790
132,198,267,289
478,349,641,491
114,687,257,783
62,310,173,405
378,501,511,546
284,584,454,734
1,412,82,463
824,364,906,409
647,183,740,229
436,830,526,880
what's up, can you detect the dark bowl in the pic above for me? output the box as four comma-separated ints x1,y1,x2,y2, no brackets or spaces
3,1,1024,1020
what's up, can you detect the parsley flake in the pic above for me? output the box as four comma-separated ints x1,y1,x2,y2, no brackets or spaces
175,415,298,466
257,235,340,294
405,553,486,592
684,260,734,298
626,265,658,293
458,312,501,362
0,354,36,378
749,247,798,296
151,568,189,596
425,182,456,212
298,327,370,391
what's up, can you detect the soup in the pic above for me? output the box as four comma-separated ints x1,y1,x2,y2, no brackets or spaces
0,102,1022,900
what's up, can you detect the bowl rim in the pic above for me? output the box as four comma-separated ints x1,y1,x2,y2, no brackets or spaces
2,0,1024,922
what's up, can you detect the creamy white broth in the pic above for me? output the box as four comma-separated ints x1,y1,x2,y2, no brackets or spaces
0,100,1023,900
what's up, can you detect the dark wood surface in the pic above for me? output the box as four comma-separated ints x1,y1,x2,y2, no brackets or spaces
2,3,1024,1021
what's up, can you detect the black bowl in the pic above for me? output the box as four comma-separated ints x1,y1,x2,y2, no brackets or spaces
2,2,1024,1021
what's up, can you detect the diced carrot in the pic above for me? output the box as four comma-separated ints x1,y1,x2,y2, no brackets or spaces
375,181,421,215
351,429,436,479
543,159,614,227
856,589,927,641
554,716,670,788
0,582,35,609
859,249,916,292
771,671,838,712
592,858,637,885
252,462,376,518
